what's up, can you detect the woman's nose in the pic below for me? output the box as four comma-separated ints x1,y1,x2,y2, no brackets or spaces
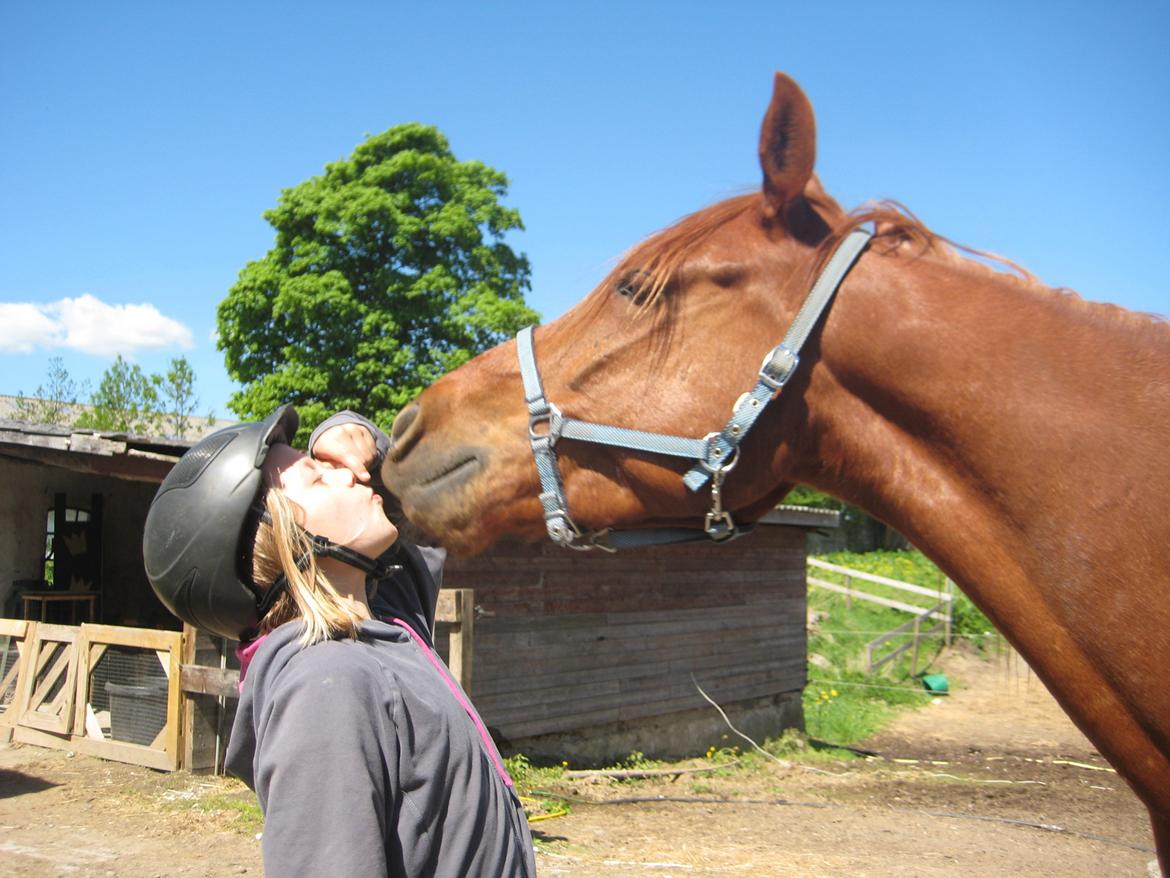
325,466,356,486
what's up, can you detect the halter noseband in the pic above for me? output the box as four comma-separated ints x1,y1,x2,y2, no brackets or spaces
517,226,872,552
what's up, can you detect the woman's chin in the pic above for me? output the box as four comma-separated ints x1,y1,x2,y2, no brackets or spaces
376,523,400,556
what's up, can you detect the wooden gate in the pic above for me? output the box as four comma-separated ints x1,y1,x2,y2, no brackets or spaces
6,620,184,770
3,591,474,773
17,623,79,735
0,619,32,742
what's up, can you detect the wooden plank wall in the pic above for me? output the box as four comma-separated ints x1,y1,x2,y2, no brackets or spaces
442,525,807,741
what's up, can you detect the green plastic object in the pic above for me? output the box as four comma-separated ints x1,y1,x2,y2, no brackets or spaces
920,673,949,694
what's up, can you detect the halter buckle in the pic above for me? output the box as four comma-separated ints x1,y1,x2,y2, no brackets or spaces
703,463,737,541
528,401,565,446
698,434,742,475
704,510,736,540
759,344,799,390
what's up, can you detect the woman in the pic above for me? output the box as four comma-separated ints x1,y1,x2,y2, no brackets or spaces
143,405,536,877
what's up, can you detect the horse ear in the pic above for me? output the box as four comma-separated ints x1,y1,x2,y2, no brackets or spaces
758,73,817,221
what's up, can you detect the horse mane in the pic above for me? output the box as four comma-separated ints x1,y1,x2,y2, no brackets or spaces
823,198,1170,339
605,184,976,308
607,183,1166,341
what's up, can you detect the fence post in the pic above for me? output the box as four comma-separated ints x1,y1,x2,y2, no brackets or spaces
845,575,853,610
445,589,475,696
944,578,954,646
910,614,922,676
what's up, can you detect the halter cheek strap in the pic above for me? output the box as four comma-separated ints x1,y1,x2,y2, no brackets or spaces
516,226,872,551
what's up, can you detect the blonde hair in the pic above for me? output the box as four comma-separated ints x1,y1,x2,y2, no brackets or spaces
251,487,365,645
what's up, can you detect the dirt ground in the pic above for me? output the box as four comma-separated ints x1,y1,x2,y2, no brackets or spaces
0,647,1159,877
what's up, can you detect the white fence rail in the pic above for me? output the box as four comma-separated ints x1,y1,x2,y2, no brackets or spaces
806,558,954,674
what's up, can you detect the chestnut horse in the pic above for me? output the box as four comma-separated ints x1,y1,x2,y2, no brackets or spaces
383,73,1170,865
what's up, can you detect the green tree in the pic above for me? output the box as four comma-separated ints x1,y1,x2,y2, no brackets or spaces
216,123,538,440
13,357,89,426
160,356,199,439
76,355,164,435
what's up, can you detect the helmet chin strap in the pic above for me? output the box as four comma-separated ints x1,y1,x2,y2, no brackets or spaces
252,509,402,619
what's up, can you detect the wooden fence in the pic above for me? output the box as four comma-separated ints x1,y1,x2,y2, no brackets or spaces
0,589,474,773
0,620,183,770
807,558,954,674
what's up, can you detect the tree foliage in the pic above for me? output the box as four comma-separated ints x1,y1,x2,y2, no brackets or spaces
160,356,199,439
216,123,538,440
15,356,205,439
76,355,164,435
13,357,89,426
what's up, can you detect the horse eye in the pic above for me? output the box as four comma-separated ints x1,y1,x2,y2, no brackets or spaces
616,272,653,305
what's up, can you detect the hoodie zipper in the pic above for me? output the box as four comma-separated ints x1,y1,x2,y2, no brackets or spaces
386,616,514,789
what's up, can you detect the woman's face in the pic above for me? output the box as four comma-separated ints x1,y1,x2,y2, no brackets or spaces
262,443,399,557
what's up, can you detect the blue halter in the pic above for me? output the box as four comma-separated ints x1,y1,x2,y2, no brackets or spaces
516,226,872,552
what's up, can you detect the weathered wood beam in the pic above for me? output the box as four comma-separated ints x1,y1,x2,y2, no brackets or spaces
0,446,176,482
180,664,240,699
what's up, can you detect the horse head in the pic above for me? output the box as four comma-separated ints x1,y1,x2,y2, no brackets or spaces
383,73,851,554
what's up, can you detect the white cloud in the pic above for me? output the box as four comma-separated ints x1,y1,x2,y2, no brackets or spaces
0,304,62,352
0,294,194,356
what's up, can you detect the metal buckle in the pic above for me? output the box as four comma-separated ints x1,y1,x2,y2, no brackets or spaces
758,344,798,390
528,401,564,446
703,459,739,541
545,511,580,546
698,432,742,475
698,432,741,475
704,509,736,540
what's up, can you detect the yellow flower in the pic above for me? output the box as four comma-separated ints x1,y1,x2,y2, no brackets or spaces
830,689,838,697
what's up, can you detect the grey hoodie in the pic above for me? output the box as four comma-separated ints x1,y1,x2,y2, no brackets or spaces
225,545,536,877
225,617,536,875
225,410,537,876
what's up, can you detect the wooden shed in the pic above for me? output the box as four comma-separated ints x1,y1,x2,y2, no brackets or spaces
441,506,836,763
0,418,185,627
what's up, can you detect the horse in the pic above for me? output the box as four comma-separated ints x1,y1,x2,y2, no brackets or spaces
381,73,1170,867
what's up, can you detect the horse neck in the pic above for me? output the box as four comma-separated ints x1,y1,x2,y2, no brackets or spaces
796,249,1170,627
796,248,1170,809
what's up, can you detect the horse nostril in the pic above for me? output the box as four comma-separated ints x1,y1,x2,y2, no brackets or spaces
389,402,422,460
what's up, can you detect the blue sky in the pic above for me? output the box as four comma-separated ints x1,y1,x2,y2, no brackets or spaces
2,2,1167,418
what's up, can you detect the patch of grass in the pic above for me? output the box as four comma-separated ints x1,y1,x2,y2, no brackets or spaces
608,750,662,773
803,682,910,744
503,752,567,789
163,787,264,832
804,550,984,746
505,754,573,823
196,793,264,829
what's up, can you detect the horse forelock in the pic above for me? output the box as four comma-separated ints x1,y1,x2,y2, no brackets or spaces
600,193,762,311
598,186,942,312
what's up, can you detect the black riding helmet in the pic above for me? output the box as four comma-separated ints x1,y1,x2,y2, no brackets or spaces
143,405,300,640
143,405,397,640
